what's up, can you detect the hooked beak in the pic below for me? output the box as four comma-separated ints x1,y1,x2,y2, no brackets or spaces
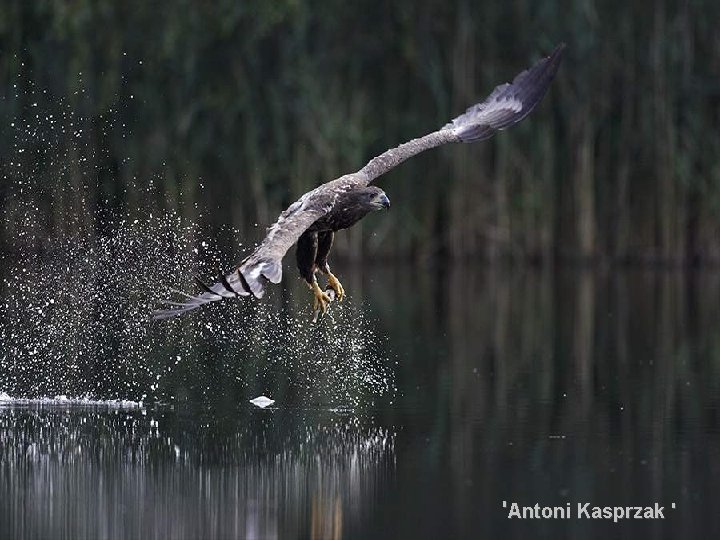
378,193,391,209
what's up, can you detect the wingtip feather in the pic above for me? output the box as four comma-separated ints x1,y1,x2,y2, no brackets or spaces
447,42,566,142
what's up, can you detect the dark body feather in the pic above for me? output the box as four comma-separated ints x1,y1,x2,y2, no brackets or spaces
308,187,385,232
296,186,387,283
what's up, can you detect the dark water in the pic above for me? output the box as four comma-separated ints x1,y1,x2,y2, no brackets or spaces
2,265,720,539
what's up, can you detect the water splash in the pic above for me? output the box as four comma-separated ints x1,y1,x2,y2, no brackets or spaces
0,392,142,409
0,76,396,407
0,204,395,406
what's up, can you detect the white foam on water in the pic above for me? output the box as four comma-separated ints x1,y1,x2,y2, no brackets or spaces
0,391,142,409
249,396,275,408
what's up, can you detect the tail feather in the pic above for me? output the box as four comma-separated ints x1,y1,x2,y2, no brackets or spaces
237,257,282,298
152,257,282,320
151,287,225,319
193,276,223,297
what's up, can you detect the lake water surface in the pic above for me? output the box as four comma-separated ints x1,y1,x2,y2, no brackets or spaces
1,264,719,539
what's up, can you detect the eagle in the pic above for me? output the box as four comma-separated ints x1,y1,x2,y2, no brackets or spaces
153,44,565,320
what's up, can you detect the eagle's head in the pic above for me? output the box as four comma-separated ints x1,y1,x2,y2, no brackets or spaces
360,186,391,211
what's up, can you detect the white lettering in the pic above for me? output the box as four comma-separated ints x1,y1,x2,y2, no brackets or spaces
577,503,590,518
509,502,670,521
652,504,664,518
508,503,572,519
524,504,539,519
575,503,667,521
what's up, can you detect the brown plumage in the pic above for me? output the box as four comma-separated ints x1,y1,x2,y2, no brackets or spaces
153,43,565,319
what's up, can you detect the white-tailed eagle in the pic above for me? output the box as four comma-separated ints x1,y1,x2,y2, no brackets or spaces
153,44,565,319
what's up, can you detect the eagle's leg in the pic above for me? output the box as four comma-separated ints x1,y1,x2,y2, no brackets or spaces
298,230,332,313
316,231,345,302
323,270,345,302
309,279,332,313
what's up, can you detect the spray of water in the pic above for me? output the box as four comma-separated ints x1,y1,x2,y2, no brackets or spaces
0,73,396,407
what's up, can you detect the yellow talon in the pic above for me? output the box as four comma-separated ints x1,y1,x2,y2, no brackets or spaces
310,281,332,313
326,272,345,302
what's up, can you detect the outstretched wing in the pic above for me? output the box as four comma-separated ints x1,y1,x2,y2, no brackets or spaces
360,43,566,182
152,176,361,319
154,44,565,319
444,43,566,142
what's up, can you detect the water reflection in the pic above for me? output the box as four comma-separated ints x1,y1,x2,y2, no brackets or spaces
366,266,720,539
2,264,720,538
0,405,394,540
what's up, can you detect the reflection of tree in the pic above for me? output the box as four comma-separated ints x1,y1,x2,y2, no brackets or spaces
379,266,720,538
573,269,594,412
311,494,342,540
0,408,395,539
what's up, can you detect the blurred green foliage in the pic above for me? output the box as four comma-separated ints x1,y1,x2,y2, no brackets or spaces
1,0,719,263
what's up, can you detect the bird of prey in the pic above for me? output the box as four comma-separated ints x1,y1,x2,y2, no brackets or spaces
153,44,565,320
